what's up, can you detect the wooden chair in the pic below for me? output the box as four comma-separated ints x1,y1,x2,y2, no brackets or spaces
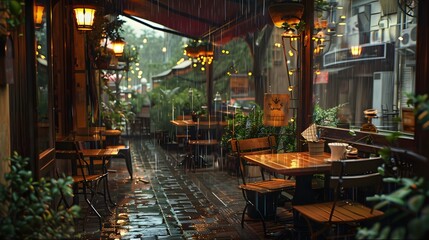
293,157,384,239
235,136,295,237
55,140,106,230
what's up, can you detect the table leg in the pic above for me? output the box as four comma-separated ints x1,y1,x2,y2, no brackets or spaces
102,157,117,209
292,175,315,205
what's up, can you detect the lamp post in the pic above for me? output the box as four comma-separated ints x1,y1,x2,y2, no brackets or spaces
213,91,222,121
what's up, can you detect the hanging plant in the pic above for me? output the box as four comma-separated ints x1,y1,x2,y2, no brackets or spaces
87,13,125,68
268,1,304,28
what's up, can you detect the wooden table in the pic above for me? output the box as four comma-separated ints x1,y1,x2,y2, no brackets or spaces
243,152,331,205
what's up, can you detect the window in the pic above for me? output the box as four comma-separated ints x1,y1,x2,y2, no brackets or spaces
313,0,417,135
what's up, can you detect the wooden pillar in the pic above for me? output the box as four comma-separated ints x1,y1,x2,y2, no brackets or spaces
296,0,314,151
416,1,429,160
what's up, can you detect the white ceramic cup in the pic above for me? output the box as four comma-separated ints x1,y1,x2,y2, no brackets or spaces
328,142,349,160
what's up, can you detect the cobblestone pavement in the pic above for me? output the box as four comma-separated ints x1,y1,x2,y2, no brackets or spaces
76,138,292,239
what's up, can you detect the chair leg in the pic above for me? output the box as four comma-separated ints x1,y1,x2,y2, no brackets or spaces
82,181,102,230
241,199,267,237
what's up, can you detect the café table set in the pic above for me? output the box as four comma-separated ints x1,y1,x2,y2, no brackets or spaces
171,117,226,170
55,128,126,228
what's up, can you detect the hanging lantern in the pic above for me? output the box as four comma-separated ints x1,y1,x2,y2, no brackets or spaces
111,39,126,56
73,5,96,31
34,5,44,28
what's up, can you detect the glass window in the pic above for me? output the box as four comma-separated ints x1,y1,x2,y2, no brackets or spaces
312,0,417,135
35,1,51,153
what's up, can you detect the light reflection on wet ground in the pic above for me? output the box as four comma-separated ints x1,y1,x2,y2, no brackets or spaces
75,138,291,239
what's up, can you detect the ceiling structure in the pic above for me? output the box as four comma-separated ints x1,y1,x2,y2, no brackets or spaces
121,0,277,45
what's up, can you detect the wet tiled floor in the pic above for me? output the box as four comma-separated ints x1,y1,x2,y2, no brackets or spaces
75,137,294,239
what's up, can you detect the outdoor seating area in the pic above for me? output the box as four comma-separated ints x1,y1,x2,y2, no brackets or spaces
62,132,421,239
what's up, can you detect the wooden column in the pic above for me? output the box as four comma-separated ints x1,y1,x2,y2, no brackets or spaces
416,1,429,160
296,0,314,151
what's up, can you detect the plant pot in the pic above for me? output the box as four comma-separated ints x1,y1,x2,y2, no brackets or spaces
268,2,304,28
308,140,325,156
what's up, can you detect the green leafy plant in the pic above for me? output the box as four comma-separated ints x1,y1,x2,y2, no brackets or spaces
0,152,80,239
148,87,205,132
221,106,296,153
0,0,25,36
407,93,429,130
357,94,429,239
101,84,135,131
313,103,348,126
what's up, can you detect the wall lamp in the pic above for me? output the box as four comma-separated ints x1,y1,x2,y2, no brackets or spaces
73,5,96,31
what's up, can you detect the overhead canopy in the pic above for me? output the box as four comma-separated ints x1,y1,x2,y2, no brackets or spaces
122,0,274,45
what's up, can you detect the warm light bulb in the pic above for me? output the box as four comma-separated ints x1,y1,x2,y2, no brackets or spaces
288,86,293,92
350,45,362,56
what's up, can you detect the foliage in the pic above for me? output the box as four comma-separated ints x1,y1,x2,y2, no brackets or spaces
357,94,429,239
130,90,150,114
313,103,348,126
407,93,429,130
101,84,135,131
148,87,205,132
0,0,24,35
282,20,306,35
314,0,330,12
87,13,126,64
221,106,296,153
0,152,80,239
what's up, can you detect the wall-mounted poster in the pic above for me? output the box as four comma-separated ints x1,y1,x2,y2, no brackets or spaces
263,93,290,126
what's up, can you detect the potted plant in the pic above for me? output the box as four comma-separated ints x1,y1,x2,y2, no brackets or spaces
101,83,135,131
0,152,80,239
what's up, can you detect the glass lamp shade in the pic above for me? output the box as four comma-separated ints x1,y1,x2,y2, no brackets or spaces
350,45,362,56
34,5,44,28
111,39,126,56
73,6,96,31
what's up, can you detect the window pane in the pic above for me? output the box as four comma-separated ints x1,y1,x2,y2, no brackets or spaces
35,1,51,153
313,0,417,135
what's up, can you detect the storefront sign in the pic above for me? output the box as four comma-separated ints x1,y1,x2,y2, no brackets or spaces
263,93,290,126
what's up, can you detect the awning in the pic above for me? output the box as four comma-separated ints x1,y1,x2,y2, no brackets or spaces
152,59,192,80
122,0,273,45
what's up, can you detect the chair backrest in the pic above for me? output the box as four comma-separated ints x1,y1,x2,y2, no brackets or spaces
328,157,384,222
330,157,383,190
236,136,275,155
55,140,90,180
235,136,276,184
